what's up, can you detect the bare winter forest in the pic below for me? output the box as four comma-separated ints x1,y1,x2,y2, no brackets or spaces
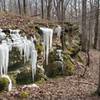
0,0,100,100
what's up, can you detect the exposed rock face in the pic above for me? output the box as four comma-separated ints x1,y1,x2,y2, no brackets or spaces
0,77,9,92
45,48,76,77
16,65,47,85
45,33,82,77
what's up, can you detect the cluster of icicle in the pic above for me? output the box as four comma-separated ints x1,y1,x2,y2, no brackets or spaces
0,29,37,90
40,27,53,65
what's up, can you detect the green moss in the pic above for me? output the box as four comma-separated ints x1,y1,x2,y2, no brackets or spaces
63,54,75,75
35,43,43,54
8,75,16,86
35,66,47,81
46,62,61,77
16,68,33,85
35,78,46,85
0,77,9,92
20,91,29,98
48,50,57,63
76,53,83,63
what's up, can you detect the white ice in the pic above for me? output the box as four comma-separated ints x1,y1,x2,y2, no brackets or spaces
40,27,53,65
0,31,6,40
0,29,38,84
31,50,37,81
0,40,9,75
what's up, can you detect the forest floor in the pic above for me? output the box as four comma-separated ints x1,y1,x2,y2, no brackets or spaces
0,49,100,100
0,13,100,100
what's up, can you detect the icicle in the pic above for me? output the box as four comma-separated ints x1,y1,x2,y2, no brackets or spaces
40,27,53,65
0,31,6,40
0,41,9,75
0,29,3,32
10,30,24,58
31,50,37,81
23,36,32,62
0,44,4,75
49,29,53,50
7,38,13,51
1,75,12,91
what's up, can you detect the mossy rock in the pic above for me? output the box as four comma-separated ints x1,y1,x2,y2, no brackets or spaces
16,65,47,85
20,91,29,98
35,43,43,54
45,49,75,77
63,54,75,75
66,41,80,57
0,77,9,92
16,68,33,85
9,47,24,71
48,50,56,63
75,53,83,63
35,65,47,81
46,61,64,77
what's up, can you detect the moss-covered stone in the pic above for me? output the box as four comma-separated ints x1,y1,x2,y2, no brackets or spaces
46,61,64,77
45,49,76,77
0,77,9,92
63,54,75,75
20,91,29,98
35,65,47,81
16,65,47,85
16,67,33,85
75,53,83,63
35,43,43,54
9,47,25,71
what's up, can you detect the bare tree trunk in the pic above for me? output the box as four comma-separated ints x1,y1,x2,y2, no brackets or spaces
18,0,21,14
94,0,99,49
54,0,61,21
23,0,27,15
61,0,64,23
81,0,87,51
47,0,52,20
89,0,94,48
3,0,6,12
41,0,44,19
34,0,38,16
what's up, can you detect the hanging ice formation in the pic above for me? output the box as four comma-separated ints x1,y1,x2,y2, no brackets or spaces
10,29,38,81
31,49,37,81
40,27,53,65
10,29,24,58
0,40,9,75
0,31,6,40
0,28,38,84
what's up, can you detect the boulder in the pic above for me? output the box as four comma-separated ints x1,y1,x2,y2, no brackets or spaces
46,61,64,77
45,49,76,77
16,65,47,85
0,77,9,92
